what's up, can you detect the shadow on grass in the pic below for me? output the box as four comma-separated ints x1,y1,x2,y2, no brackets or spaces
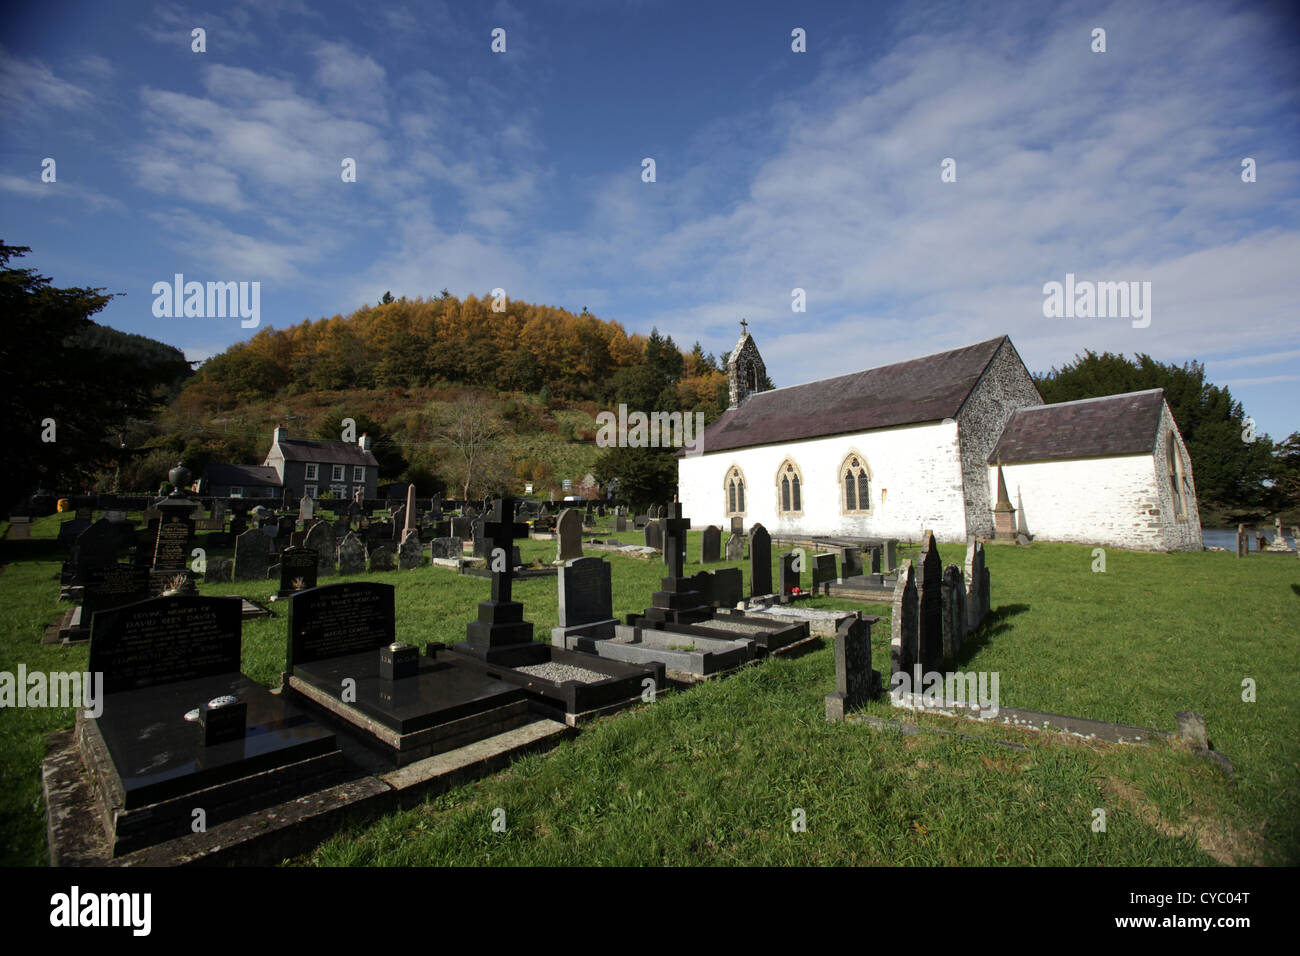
1291,584,1300,598
955,602,1029,667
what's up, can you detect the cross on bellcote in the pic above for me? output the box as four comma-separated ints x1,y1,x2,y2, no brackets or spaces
739,317,748,334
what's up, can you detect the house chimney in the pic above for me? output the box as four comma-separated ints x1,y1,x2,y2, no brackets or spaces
359,433,372,451
273,425,287,444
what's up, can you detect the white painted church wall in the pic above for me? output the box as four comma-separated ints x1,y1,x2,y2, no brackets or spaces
679,420,970,542
992,455,1170,550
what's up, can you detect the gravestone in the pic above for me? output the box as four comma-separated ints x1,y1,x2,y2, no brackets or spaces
368,543,395,572
700,525,721,563
712,567,744,608
152,513,193,572
336,533,366,576
963,538,990,632
430,537,462,560
551,556,618,645
232,528,269,581
1272,518,1295,552
811,552,838,595
632,502,711,627
91,595,242,695
778,551,799,596
460,497,534,660
451,517,473,540
941,564,966,669
390,506,407,536
750,524,772,595
840,546,863,578
555,509,583,562
304,521,337,576
889,559,918,680
730,516,744,535
58,518,94,548
916,532,944,673
278,547,320,597
397,533,422,570
615,515,628,532
644,521,662,550
869,545,883,574
65,564,152,642
884,540,899,572
1235,524,1247,558
825,613,882,721
471,517,489,557
299,495,315,522
207,555,233,582
725,532,745,562
68,519,120,582
685,571,716,607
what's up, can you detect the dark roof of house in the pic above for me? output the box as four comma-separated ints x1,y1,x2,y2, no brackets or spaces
695,336,1011,455
203,463,282,487
272,438,379,467
989,389,1166,463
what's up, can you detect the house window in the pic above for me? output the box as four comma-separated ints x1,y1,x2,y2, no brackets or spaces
230,486,243,498
724,466,746,516
305,464,318,480
353,465,365,482
331,464,344,482
330,484,346,498
776,459,803,515
305,484,317,499
841,453,872,514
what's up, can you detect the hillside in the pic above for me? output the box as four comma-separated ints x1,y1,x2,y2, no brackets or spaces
109,293,729,500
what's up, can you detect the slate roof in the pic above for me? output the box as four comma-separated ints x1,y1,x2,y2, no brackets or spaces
989,389,1166,463
203,463,282,487
271,438,379,467
694,336,1010,455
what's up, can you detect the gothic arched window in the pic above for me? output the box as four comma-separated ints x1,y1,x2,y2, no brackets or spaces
776,459,803,516
841,453,872,514
1166,435,1187,520
725,466,746,516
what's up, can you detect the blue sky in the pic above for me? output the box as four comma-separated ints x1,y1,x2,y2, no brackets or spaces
3,0,1298,439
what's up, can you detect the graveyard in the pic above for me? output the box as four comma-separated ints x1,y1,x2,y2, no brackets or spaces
1,500,1296,867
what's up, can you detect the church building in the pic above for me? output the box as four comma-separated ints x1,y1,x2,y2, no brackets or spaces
676,325,1202,551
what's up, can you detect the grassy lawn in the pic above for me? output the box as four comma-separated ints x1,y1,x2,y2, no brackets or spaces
1,515,1296,866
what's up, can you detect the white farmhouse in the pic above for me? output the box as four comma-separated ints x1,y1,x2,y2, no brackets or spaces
676,326,1201,551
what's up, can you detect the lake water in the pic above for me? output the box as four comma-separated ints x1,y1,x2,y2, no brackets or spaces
1201,527,1295,550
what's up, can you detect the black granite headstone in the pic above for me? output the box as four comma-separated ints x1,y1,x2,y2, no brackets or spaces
90,595,242,695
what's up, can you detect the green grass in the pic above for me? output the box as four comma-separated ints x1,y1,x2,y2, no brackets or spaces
1,516,1296,865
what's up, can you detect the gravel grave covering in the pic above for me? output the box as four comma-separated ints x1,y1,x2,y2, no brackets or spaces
696,619,767,634
515,661,609,684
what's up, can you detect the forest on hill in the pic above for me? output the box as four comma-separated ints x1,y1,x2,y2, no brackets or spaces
134,293,731,505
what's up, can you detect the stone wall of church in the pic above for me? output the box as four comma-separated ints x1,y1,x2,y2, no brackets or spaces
1154,402,1203,550
956,340,1043,538
992,455,1174,550
677,420,969,542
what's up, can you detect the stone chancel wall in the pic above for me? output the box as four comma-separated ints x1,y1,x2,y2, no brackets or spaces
956,340,1043,539
678,420,969,542
992,455,1170,551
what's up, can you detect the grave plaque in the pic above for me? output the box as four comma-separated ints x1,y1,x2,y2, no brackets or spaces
557,557,613,628
279,547,319,596
91,596,242,695
152,513,193,571
287,582,396,668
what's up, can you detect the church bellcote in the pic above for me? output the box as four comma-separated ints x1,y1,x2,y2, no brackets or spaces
727,318,768,408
